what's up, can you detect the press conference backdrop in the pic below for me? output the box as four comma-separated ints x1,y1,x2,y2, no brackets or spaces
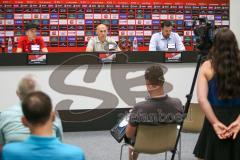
0,0,229,52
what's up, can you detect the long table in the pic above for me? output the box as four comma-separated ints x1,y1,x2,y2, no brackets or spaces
0,51,199,66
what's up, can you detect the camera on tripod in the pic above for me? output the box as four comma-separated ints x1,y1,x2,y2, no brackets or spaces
193,17,215,52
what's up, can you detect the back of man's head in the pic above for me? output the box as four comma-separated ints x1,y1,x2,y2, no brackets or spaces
17,75,39,101
145,65,165,86
21,91,52,125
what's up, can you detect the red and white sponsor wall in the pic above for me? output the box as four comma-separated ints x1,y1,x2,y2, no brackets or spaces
0,0,229,52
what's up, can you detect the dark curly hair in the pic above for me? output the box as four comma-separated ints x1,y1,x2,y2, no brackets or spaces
208,28,240,99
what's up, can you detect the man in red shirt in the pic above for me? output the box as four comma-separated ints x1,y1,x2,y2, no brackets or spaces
16,22,48,53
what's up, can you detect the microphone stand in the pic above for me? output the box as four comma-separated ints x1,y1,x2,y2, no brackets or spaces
103,41,110,53
171,51,207,160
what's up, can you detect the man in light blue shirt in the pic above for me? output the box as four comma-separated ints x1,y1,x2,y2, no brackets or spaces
149,21,185,51
2,91,85,160
0,75,63,146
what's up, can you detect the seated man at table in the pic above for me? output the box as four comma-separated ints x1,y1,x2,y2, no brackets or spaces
149,21,185,51
126,65,183,160
16,22,48,53
2,91,85,160
86,24,121,52
0,75,63,146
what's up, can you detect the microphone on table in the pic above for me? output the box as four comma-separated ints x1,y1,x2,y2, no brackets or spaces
104,41,118,52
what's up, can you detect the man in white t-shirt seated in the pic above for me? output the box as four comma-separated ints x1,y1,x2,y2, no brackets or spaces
86,24,121,52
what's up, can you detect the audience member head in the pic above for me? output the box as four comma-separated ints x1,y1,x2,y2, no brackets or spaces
25,22,38,40
161,21,173,39
17,75,39,101
96,24,108,42
144,65,165,97
209,28,240,99
21,91,55,129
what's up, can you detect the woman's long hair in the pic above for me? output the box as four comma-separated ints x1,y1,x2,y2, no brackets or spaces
208,28,240,99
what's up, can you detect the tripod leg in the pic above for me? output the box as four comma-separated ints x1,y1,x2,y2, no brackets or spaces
171,54,205,160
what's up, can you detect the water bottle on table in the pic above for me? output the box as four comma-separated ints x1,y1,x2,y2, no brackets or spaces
7,37,13,53
132,37,138,51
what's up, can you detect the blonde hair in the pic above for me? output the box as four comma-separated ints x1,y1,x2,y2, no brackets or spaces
17,74,40,100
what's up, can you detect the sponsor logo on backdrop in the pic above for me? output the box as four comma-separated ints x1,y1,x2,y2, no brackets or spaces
23,14,32,19
41,14,50,19
5,20,14,25
68,31,76,36
5,31,14,37
152,14,160,19
14,14,23,19
85,14,93,19
59,31,67,36
128,20,135,25
50,31,58,36
111,14,119,19
77,31,85,36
